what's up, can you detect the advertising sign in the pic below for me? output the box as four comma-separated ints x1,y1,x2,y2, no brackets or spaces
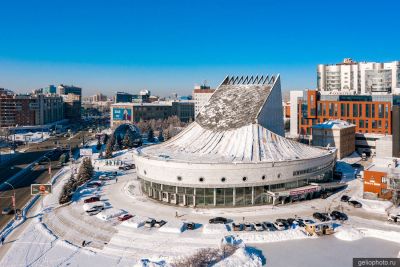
113,108,132,121
31,184,52,195
80,148,93,156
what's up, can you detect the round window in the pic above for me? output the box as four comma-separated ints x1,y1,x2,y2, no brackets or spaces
221,177,226,182
242,177,247,182
262,175,266,180
277,173,281,178
177,176,182,181
144,170,147,175
199,177,204,182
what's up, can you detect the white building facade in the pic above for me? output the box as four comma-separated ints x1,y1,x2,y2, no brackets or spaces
317,58,400,95
192,85,215,116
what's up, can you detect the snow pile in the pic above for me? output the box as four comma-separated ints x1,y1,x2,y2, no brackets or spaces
121,216,147,228
158,221,185,233
358,198,393,214
203,224,229,234
214,247,263,267
96,208,126,221
335,226,364,241
238,229,307,243
362,228,400,244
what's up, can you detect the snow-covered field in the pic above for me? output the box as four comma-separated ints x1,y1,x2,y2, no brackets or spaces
1,150,399,267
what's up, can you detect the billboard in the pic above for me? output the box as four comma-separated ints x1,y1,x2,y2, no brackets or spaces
113,108,132,121
80,148,93,156
31,184,52,195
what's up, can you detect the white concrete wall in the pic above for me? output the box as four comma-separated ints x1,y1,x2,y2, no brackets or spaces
133,151,336,188
257,76,284,136
289,91,303,137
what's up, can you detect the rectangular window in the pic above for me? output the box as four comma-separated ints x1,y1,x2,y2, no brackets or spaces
322,103,326,116
334,104,338,116
318,103,322,116
372,104,375,118
359,120,364,128
378,104,384,118
347,103,350,117
385,105,389,118
366,104,371,117
353,104,358,117
378,120,382,128
359,104,363,117
366,120,369,129
372,120,377,129
340,103,345,116
329,103,334,116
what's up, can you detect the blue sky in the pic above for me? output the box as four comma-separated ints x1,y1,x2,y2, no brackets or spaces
0,0,399,96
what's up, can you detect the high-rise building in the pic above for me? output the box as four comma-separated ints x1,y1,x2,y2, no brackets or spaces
317,58,400,94
192,84,215,116
58,84,82,120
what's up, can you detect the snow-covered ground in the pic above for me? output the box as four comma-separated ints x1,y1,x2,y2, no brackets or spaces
1,149,399,266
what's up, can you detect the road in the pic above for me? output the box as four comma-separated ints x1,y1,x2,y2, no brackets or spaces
0,130,93,230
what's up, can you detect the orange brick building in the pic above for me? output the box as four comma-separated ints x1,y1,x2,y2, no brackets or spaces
363,168,392,200
298,90,395,136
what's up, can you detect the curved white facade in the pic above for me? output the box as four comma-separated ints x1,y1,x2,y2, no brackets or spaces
133,75,337,207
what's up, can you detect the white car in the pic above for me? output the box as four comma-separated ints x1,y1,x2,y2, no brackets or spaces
273,221,286,231
254,222,264,231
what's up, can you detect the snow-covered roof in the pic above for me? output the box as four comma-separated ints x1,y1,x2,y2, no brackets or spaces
139,122,333,163
138,75,333,164
312,120,355,130
196,75,274,131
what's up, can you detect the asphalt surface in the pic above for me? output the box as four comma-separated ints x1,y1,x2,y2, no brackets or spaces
0,131,92,230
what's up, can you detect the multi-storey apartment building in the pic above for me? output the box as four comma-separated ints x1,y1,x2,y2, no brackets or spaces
317,58,400,94
0,88,64,127
192,85,215,116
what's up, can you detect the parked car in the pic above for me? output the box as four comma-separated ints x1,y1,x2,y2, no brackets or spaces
254,222,264,231
303,219,315,224
2,207,14,215
118,214,133,221
87,181,102,188
276,219,289,228
263,222,276,231
320,213,331,221
145,219,156,228
209,217,228,224
154,220,167,228
321,191,333,199
294,219,306,227
232,223,243,231
244,223,253,231
186,222,196,230
388,214,400,223
286,218,296,226
273,221,286,231
313,212,328,222
86,205,104,216
84,196,100,203
99,174,110,181
331,210,347,221
341,195,351,202
348,200,362,208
